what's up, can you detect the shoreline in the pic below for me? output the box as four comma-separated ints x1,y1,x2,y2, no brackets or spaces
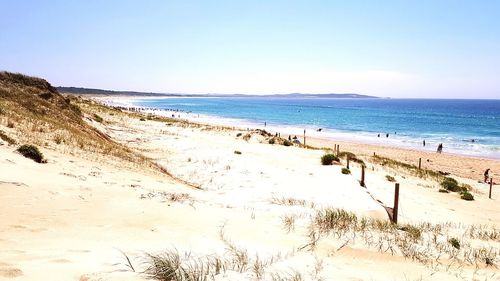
93,95,500,182
95,95,500,161
97,95,500,157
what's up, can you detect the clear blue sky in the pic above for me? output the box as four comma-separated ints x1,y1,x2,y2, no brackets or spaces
1,0,499,98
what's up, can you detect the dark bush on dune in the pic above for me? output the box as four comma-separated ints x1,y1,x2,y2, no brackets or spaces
440,177,460,192
448,237,460,249
321,154,339,165
283,139,292,146
341,168,351,174
93,113,104,123
17,144,45,163
460,191,474,201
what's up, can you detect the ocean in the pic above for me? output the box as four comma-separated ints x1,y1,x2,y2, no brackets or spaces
123,97,500,159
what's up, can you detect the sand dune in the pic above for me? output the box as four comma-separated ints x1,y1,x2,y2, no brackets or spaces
0,98,499,280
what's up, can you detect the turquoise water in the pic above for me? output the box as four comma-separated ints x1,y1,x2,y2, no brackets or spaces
129,97,500,159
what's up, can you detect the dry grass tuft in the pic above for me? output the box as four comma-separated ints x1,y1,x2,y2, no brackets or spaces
306,207,499,272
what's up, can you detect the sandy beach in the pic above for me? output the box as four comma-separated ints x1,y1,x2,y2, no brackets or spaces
1,94,499,280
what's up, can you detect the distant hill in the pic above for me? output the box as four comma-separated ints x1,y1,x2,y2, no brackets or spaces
57,87,377,99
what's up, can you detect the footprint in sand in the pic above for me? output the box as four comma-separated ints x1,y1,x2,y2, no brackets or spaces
0,267,23,278
88,171,102,177
59,172,87,181
67,249,91,253
50,258,71,263
0,181,28,187
9,225,27,229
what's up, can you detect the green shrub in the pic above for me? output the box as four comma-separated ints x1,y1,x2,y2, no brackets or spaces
460,191,474,201
283,140,292,146
0,130,16,145
399,224,422,240
139,118,146,121
385,175,396,182
93,113,103,123
17,144,45,163
439,189,449,193
236,133,242,137
441,177,460,192
321,154,339,165
341,168,351,174
268,138,275,144
448,237,460,249
234,150,242,155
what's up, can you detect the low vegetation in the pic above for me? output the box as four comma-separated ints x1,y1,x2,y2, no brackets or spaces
337,151,365,166
242,133,251,141
16,144,45,163
371,155,442,180
385,175,396,182
0,130,16,145
460,191,474,201
135,227,306,281
341,168,350,174
283,139,292,146
270,196,309,207
234,150,242,155
93,113,104,123
448,237,461,249
305,207,499,272
440,177,460,191
320,153,339,165
0,72,147,165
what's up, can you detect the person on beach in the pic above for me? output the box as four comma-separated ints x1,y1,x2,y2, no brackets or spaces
423,140,426,147
437,143,443,153
386,133,389,138
484,169,490,183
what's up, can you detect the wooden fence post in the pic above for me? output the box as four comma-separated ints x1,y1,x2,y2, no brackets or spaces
490,178,493,199
393,183,400,224
418,158,422,169
361,165,365,187
346,157,350,169
303,129,306,146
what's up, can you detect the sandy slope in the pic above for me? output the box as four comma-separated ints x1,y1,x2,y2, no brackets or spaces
0,106,499,280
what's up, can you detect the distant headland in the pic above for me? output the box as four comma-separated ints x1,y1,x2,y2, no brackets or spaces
57,86,378,99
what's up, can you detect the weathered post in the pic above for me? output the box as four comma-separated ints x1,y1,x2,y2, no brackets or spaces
393,183,400,224
361,165,365,187
373,152,376,156
337,145,340,155
303,129,306,147
346,156,350,170
418,158,422,169
490,178,493,199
